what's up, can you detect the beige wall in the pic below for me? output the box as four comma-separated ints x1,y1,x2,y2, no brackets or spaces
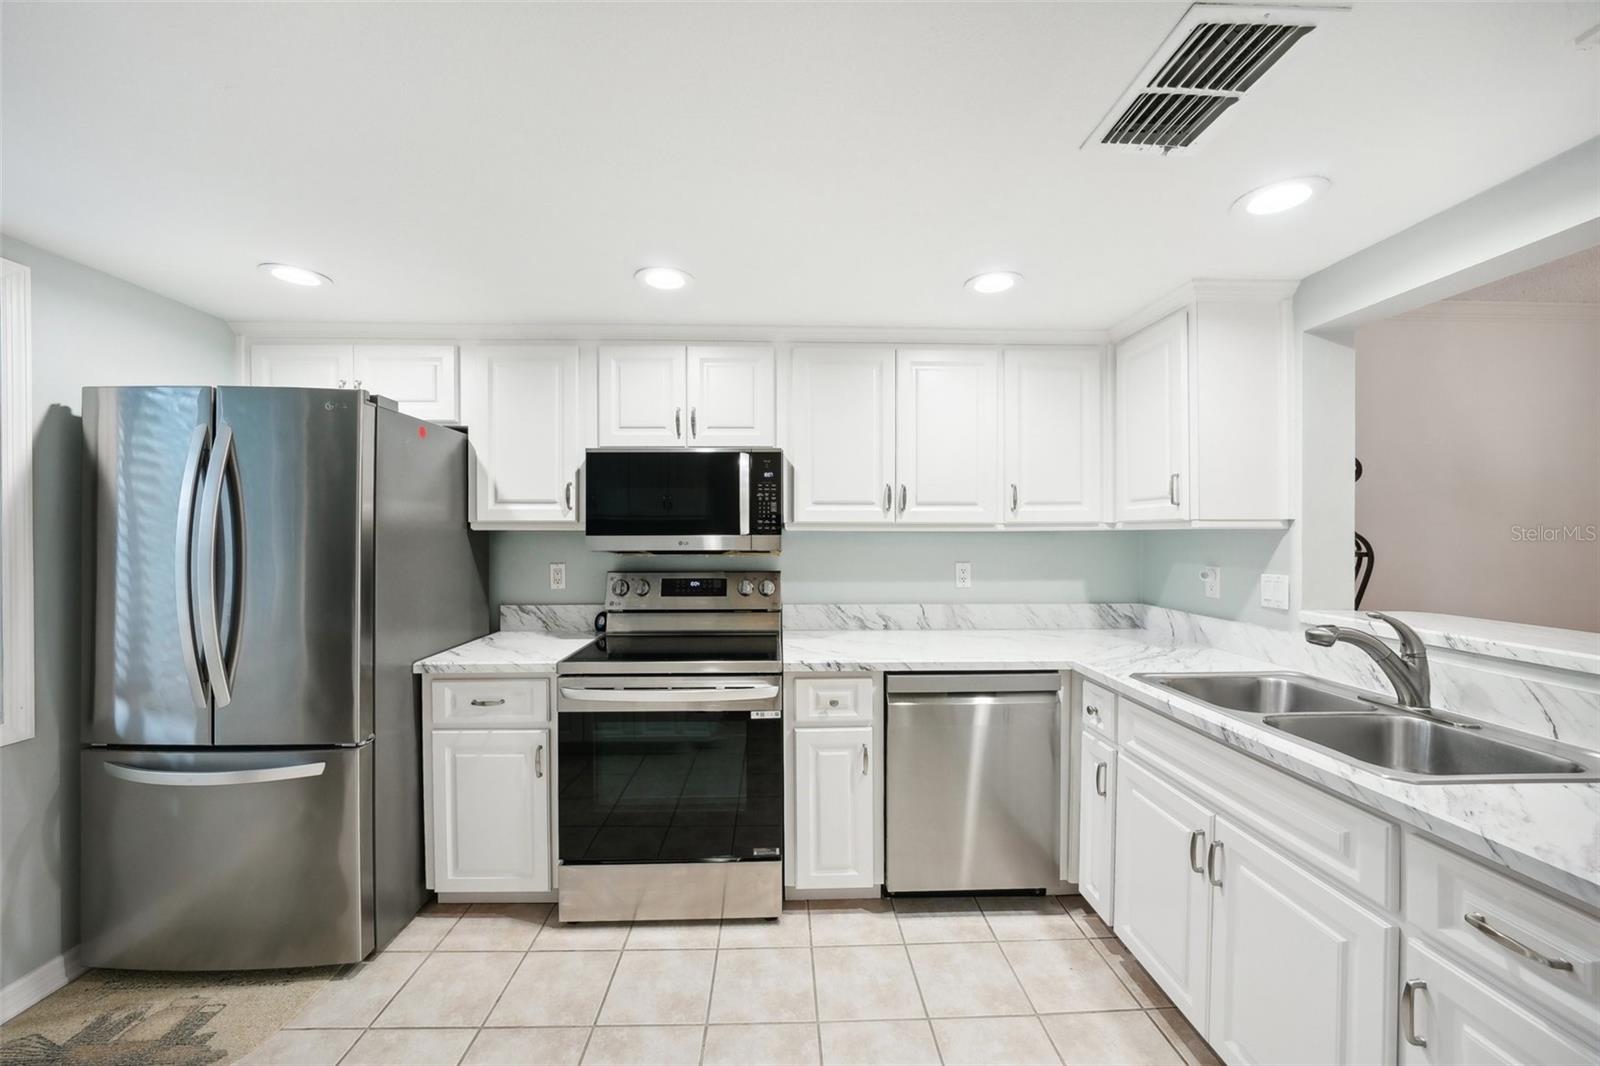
1355,305,1599,631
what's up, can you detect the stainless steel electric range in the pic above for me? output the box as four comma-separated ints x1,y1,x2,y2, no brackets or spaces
554,571,783,922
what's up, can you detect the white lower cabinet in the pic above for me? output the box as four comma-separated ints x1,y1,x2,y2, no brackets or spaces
431,729,551,894
793,726,874,889
1206,816,1395,1066
1113,754,1213,1020
1401,937,1598,1065
1077,728,1116,923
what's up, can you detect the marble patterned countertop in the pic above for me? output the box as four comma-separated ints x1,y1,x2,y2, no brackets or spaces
414,622,1599,909
1299,609,1600,675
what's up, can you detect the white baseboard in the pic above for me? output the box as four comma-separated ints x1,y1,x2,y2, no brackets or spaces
1,946,84,1023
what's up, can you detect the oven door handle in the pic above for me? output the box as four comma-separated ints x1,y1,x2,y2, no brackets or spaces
560,683,780,703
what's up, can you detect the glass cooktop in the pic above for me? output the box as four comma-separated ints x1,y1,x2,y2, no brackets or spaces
558,634,782,675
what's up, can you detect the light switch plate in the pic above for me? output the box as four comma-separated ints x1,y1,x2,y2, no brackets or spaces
1260,572,1291,610
955,562,973,589
550,562,566,591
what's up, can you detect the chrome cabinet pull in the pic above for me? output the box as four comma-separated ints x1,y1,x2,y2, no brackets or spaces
1085,704,1100,719
690,407,698,438
1094,762,1107,796
1464,912,1575,971
861,743,870,775
353,379,362,389
674,408,682,439
1010,483,1019,513
1168,473,1181,507
470,697,506,707
1402,979,1427,1047
535,744,545,779
897,484,907,515
338,378,348,388
882,484,892,513
564,480,574,513
1188,830,1206,873
1206,840,1224,886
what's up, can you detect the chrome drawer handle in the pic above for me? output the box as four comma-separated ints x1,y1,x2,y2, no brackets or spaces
1464,912,1575,971
1094,762,1107,797
1206,840,1224,887
1188,829,1206,874
470,697,507,707
1402,979,1427,1047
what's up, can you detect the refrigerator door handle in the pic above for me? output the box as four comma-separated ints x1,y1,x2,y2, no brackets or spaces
175,423,210,710
103,761,326,787
196,423,237,707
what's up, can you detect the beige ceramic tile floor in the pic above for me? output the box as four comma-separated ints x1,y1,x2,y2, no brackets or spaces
239,895,1221,1066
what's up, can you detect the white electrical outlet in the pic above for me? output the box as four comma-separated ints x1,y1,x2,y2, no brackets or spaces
955,562,973,589
1199,566,1221,600
549,562,566,591
1260,572,1291,610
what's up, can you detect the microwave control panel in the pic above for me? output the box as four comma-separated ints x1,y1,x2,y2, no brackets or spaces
750,451,784,535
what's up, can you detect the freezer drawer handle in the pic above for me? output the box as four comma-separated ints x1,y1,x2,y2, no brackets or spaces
1464,912,1575,971
104,761,326,787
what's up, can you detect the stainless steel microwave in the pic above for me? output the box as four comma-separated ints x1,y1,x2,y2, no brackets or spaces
584,448,783,553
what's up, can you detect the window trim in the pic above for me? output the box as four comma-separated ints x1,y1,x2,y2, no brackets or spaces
1,258,34,746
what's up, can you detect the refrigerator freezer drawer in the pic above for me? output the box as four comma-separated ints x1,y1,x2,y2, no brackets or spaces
81,745,374,970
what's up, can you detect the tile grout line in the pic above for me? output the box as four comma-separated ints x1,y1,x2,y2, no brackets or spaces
891,908,945,1066
807,900,822,1066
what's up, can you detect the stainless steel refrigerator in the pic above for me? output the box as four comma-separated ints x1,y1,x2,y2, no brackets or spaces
79,386,489,970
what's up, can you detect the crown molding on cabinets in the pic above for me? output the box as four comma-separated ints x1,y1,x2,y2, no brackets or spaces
231,321,1112,347
1392,300,1600,325
1109,279,1301,343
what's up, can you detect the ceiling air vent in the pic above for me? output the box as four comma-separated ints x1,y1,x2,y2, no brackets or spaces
1087,4,1341,155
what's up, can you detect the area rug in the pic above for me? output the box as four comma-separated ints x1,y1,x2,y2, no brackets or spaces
0,966,335,1066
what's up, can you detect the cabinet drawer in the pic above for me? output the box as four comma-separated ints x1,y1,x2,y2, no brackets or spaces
1118,700,1397,909
1406,834,1600,1035
793,677,876,725
1080,679,1117,737
432,677,550,727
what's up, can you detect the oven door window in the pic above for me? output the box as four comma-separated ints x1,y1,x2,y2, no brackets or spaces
585,451,743,536
558,711,782,864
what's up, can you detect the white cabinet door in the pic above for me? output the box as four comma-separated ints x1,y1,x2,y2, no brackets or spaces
1078,729,1117,924
598,344,687,446
460,344,582,526
1004,348,1103,524
789,346,897,525
1207,817,1396,1066
896,348,1001,525
432,729,551,893
249,343,351,389
353,344,459,422
1113,755,1212,1023
687,345,775,446
794,726,874,889
1115,312,1190,522
1401,938,1598,1066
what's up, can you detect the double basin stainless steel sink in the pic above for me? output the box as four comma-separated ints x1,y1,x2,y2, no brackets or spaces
1131,672,1600,784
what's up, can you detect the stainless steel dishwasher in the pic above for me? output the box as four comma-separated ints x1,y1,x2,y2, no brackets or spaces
886,673,1064,894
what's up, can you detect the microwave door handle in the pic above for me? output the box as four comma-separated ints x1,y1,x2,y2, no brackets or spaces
175,424,209,710
739,451,751,536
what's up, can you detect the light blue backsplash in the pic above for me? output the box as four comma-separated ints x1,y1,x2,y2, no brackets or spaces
490,530,1143,606
1138,528,1296,628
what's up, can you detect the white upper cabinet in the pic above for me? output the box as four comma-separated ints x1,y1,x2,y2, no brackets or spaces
599,344,774,447
687,345,775,446
249,343,349,390
1004,348,1103,525
599,344,687,446
1114,312,1190,522
789,346,897,525
353,344,459,422
460,344,583,527
896,348,1001,525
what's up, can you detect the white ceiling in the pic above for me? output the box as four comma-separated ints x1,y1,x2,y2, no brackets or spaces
3,2,1598,330
1451,244,1600,303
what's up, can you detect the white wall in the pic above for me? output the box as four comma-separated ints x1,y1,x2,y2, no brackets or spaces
0,235,238,987
1355,304,1599,631
1137,529,1295,628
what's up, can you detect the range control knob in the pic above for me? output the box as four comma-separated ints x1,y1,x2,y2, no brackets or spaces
738,579,755,596
610,578,630,597
633,578,651,596
758,579,777,597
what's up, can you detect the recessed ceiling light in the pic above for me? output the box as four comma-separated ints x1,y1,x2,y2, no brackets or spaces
1234,176,1330,216
635,266,693,291
259,262,332,287
965,271,1023,295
